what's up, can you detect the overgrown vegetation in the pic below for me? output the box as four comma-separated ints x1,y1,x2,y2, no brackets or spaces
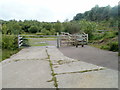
73,5,119,52
2,35,20,61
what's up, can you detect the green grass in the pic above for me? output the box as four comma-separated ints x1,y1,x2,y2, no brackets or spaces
27,38,56,46
28,39,48,46
2,49,20,61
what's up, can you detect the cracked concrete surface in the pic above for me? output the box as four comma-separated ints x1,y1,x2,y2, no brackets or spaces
56,69,118,88
47,47,118,88
1,46,118,88
2,47,54,88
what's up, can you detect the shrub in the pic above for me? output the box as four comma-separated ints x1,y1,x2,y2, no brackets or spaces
28,26,38,33
109,42,118,52
2,35,18,50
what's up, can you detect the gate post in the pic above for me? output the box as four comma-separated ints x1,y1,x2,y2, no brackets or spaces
18,35,23,48
57,32,60,48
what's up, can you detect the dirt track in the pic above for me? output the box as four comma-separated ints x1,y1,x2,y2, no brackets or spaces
59,45,118,70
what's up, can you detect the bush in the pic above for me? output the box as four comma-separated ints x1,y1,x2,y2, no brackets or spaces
28,26,38,33
2,35,18,50
100,42,118,52
109,42,118,52
2,35,20,61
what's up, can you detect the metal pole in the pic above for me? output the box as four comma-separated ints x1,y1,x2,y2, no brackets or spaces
57,32,60,48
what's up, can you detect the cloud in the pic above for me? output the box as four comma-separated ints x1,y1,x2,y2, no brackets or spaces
0,0,119,22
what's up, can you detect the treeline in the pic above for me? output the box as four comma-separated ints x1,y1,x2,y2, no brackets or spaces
1,19,95,36
1,19,99,39
73,5,119,21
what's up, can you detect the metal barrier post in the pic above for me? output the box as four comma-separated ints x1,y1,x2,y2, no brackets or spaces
18,35,23,48
57,33,60,48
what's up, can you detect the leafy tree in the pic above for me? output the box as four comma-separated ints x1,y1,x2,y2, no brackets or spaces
12,23,21,34
28,26,38,33
73,13,83,21
79,20,97,40
54,20,63,33
2,24,8,34
73,5,118,22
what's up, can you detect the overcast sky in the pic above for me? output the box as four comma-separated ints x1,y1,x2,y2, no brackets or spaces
0,0,119,22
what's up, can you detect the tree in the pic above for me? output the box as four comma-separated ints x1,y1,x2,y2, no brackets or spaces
2,24,8,34
54,21,63,33
79,20,97,40
28,26,38,33
73,13,83,21
12,23,22,34
41,28,51,35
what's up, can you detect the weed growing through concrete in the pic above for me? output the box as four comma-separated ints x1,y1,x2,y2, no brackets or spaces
46,48,58,88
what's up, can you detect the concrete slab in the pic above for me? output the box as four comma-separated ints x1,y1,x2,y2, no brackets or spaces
2,47,48,64
2,60,54,88
56,69,118,88
53,61,104,74
47,47,78,65
47,47,74,61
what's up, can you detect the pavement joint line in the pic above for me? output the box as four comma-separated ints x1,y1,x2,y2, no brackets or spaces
46,48,59,89
13,58,49,61
2,58,49,64
55,68,105,75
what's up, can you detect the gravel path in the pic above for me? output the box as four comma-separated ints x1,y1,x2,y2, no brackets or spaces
1,46,118,88
59,45,118,70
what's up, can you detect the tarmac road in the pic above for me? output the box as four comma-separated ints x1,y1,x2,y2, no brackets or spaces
59,45,118,70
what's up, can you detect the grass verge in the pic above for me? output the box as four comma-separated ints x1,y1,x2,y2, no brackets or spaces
1,49,20,62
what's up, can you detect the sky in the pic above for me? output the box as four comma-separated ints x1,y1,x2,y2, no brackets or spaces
0,0,119,22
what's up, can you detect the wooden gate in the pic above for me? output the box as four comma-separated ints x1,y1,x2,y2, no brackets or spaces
59,33,88,47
